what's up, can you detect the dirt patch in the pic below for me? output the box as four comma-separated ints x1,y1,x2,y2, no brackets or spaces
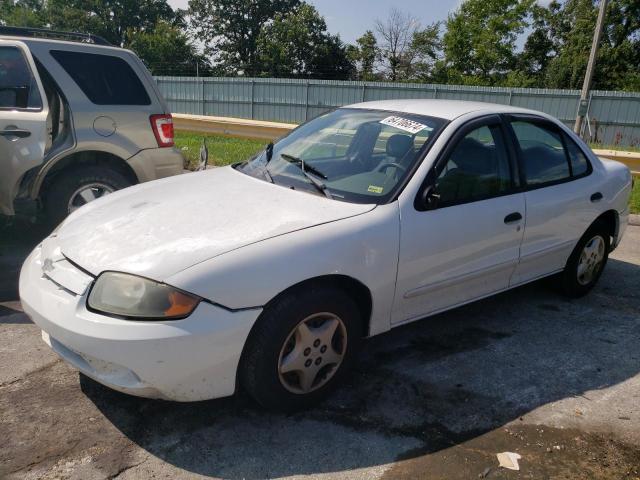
384,424,640,480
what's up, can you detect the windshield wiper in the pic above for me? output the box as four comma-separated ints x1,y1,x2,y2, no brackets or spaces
280,153,332,199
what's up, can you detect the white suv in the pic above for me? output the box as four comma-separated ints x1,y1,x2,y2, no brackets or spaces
0,27,184,224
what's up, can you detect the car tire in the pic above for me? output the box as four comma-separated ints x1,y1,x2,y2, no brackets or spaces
240,284,362,411
558,220,610,298
44,166,131,226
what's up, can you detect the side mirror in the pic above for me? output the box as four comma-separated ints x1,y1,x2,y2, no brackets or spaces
420,184,440,211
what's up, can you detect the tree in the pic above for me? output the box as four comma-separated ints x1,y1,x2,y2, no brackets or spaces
517,0,640,91
374,8,419,81
0,0,46,27
45,0,179,47
402,23,441,81
255,3,354,79
442,0,534,85
514,3,558,85
188,0,300,76
127,21,210,75
348,30,379,80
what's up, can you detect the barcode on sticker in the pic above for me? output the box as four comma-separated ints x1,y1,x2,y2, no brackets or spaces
380,116,427,134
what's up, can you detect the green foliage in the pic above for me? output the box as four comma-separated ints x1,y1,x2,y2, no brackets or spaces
443,0,534,85
348,30,379,80
255,3,353,79
127,22,207,75
188,0,300,76
45,0,178,47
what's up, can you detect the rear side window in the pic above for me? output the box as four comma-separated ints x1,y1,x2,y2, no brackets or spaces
564,135,591,177
51,50,150,105
511,121,570,185
0,46,42,110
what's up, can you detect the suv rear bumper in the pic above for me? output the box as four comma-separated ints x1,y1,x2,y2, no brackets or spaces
128,147,184,183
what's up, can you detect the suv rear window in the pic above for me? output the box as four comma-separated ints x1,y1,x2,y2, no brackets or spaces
51,50,150,105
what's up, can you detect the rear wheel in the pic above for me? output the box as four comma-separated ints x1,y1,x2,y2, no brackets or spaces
240,285,362,411
44,166,131,226
558,221,610,297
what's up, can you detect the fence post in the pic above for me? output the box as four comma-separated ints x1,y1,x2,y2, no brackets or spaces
361,83,366,102
250,80,255,120
434,86,438,99
200,77,205,116
305,81,310,121
508,89,513,105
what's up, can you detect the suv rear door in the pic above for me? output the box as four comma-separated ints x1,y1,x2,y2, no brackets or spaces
0,39,48,215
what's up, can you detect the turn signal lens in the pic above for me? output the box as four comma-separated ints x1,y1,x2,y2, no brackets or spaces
88,272,200,320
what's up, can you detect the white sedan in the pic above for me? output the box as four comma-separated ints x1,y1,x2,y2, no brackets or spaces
20,100,632,410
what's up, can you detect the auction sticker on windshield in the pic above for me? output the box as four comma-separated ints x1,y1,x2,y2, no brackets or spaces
380,116,427,134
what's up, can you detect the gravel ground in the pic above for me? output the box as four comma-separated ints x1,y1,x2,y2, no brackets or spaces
1,214,639,480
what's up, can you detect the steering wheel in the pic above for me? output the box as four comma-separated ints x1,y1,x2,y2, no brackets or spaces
377,162,407,174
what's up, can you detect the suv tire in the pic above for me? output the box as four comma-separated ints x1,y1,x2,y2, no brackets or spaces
44,166,131,226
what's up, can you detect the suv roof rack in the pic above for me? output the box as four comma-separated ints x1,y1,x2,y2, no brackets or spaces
0,26,113,46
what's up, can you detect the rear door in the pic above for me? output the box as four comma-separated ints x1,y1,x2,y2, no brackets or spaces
506,115,599,285
0,40,48,215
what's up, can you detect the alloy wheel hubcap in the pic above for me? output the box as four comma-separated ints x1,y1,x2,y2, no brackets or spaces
577,235,605,286
68,183,114,213
278,312,347,394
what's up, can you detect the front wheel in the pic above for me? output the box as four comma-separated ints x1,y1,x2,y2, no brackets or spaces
558,221,610,298
240,285,362,411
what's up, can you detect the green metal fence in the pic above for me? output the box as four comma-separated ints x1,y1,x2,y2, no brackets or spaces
155,76,640,147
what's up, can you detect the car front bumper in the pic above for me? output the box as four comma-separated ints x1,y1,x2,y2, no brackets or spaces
19,245,262,401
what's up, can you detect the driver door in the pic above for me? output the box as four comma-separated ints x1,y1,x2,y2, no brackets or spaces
393,116,525,324
0,40,49,215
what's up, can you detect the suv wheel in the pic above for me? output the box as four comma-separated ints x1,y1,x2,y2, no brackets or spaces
44,166,131,225
240,285,362,411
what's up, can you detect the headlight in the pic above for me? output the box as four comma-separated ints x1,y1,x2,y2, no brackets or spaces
87,272,201,320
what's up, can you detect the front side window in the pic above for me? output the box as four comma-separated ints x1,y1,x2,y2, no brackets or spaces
0,46,42,110
237,108,446,204
511,121,570,185
435,124,512,206
51,50,150,105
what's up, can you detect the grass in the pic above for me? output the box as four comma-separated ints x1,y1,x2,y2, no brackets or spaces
175,131,266,170
631,179,640,214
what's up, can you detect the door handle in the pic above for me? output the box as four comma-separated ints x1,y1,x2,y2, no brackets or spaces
0,128,31,138
504,212,522,224
590,192,603,202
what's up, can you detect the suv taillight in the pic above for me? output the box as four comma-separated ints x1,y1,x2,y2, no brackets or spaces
150,114,174,147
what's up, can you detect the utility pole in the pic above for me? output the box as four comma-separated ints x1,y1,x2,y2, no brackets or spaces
574,0,608,135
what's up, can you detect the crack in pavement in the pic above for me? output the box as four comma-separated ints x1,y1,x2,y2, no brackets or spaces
0,359,61,388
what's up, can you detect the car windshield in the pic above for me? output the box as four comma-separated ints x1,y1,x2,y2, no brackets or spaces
236,108,446,204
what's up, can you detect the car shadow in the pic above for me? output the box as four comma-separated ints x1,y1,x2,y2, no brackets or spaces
0,207,53,303
80,256,640,479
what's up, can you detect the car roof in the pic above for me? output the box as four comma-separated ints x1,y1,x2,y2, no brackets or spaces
346,99,544,121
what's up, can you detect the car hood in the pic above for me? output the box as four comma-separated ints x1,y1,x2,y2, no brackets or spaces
56,166,375,279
